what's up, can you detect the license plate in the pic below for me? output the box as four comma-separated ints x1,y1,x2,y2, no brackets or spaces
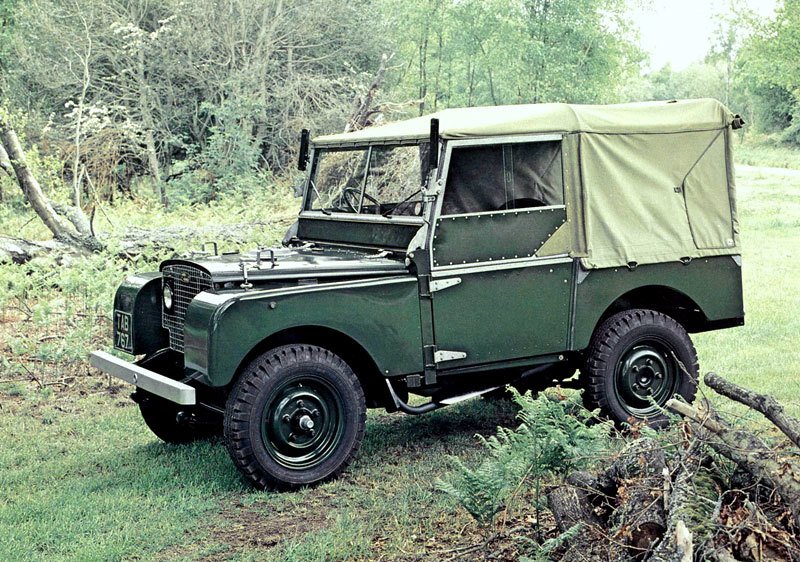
114,311,133,352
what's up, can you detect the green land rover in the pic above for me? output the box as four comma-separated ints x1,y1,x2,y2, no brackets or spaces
91,99,745,489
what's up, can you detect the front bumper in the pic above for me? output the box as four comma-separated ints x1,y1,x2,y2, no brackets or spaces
89,351,196,405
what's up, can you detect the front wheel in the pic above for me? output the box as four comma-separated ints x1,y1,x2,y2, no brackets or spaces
138,391,220,444
582,309,698,427
223,345,366,489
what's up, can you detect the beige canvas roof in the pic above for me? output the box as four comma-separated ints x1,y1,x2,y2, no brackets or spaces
313,99,737,145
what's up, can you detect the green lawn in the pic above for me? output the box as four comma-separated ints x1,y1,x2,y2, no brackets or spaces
0,165,798,561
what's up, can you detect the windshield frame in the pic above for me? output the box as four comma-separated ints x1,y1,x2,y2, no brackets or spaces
300,141,429,224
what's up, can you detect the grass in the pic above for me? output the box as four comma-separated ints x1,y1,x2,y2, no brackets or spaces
733,134,800,169
693,166,800,414
0,164,799,560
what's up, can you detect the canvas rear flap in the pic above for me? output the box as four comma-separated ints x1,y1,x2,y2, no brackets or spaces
683,130,738,250
578,129,739,269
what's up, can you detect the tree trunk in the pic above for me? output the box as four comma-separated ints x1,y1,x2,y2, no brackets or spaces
0,114,103,252
137,46,166,207
0,141,11,202
345,53,392,133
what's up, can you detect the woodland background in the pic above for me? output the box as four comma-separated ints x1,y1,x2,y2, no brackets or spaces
0,0,799,212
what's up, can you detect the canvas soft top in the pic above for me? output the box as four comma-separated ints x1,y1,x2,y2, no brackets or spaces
313,99,737,145
314,99,741,270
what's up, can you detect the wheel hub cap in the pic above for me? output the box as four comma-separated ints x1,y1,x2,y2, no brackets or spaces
261,375,345,470
615,343,678,417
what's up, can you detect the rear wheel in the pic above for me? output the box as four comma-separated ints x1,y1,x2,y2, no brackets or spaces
582,309,698,427
224,345,366,489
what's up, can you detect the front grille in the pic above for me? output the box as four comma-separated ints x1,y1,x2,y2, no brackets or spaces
162,264,212,352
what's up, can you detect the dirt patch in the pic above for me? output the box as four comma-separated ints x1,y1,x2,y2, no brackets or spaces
159,498,331,561
210,501,329,553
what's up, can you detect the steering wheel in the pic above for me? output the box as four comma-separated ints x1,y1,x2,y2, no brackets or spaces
340,187,379,212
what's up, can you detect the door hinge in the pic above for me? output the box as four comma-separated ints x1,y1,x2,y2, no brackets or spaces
430,277,461,293
434,349,467,363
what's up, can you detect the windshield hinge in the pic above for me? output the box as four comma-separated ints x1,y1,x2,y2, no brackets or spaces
422,178,442,200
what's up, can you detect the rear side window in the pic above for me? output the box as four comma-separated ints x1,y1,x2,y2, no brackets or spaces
442,141,564,215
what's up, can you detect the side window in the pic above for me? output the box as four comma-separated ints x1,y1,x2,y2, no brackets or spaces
441,141,564,215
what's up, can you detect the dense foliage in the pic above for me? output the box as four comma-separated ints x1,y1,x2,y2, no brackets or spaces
0,0,798,213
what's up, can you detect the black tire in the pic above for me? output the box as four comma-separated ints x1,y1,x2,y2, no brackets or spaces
223,344,366,490
138,391,220,444
582,309,698,427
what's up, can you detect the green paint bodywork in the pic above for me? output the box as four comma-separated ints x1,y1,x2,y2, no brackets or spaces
432,207,566,266
107,127,745,401
183,277,422,387
298,217,421,249
112,273,168,355
431,260,574,368
571,256,744,350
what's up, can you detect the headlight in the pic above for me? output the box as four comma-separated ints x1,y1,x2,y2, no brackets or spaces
163,283,173,311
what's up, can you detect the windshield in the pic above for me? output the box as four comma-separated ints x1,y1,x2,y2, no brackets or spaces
307,144,429,217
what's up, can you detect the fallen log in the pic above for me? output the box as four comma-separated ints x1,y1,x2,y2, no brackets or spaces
546,482,606,562
609,445,667,558
705,372,800,448
0,218,294,265
0,235,78,264
647,439,719,562
667,398,800,527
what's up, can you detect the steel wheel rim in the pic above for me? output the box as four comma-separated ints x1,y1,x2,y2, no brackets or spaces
261,373,346,470
613,338,679,417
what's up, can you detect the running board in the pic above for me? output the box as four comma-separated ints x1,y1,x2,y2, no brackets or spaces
385,379,501,415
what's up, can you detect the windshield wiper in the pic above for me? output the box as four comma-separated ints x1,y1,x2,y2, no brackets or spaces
381,188,423,218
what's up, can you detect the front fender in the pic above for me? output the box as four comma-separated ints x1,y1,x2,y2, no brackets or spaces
113,272,168,355
184,276,422,387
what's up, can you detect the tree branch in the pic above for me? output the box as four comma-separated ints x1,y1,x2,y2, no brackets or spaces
705,371,800,448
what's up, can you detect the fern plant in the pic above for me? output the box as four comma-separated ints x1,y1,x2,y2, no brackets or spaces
437,389,611,528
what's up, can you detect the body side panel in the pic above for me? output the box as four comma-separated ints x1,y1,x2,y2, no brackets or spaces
572,255,744,350
430,259,574,368
184,277,422,387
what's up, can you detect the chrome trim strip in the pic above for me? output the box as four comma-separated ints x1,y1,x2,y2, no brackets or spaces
89,351,196,405
431,255,572,276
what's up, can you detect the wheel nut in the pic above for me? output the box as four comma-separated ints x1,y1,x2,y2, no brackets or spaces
632,366,640,373
297,400,305,408
655,372,663,379
632,383,640,391
309,429,316,437
310,409,319,417
282,414,291,423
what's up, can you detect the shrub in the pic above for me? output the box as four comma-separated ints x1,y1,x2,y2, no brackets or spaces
437,389,611,527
